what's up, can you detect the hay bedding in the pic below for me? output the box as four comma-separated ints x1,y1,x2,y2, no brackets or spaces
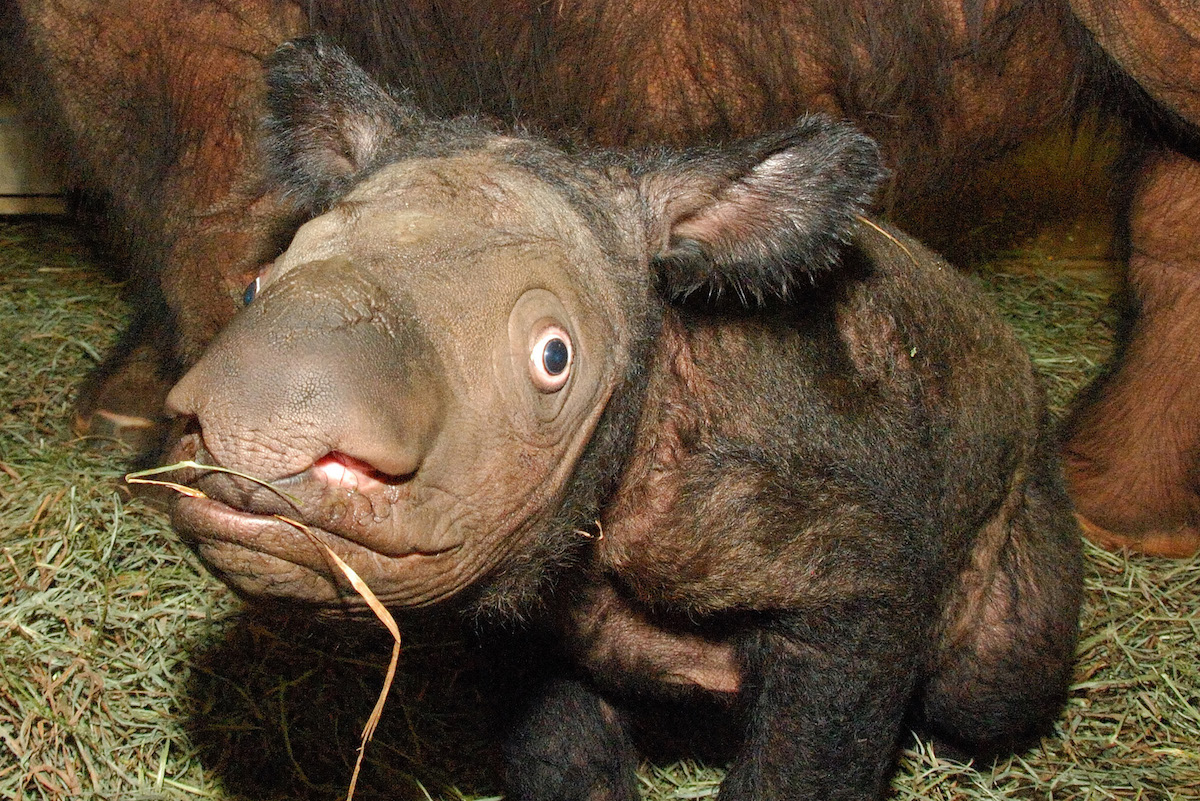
0,218,1196,800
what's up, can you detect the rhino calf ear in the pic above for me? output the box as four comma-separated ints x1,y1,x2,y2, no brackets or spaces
643,117,886,304
263,36,425,213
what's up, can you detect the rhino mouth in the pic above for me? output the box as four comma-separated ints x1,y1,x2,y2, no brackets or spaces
164,436,466,606
173,494,459,605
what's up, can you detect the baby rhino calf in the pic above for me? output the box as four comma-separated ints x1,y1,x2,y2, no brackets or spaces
164,38,1082,801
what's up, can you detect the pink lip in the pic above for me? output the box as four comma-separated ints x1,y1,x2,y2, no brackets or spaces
311,451,401,493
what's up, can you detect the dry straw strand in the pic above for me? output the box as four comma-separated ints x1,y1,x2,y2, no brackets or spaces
125,459,402,801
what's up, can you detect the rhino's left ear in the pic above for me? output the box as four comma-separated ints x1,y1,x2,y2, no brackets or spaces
641,117,886,304
263,36,428,213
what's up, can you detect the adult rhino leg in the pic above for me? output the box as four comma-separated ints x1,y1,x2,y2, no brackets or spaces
2,1,305,450
71,290,180,455
1066,1,1200,556
1063,147,1200,557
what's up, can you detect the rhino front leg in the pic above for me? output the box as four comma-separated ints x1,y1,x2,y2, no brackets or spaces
719,607,921,801
504,677,640,801
1064,146,1200,557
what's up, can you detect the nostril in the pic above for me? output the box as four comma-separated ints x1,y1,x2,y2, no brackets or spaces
160,419,204,468
312,451,413,492
175,422,203,461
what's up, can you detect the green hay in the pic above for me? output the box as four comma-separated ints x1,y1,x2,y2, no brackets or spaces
1,218,1196,800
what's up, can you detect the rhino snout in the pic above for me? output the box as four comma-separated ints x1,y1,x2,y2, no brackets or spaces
165,260,448,486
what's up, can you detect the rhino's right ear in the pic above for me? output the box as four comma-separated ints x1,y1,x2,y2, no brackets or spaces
263,36,426,213
639,117,885,305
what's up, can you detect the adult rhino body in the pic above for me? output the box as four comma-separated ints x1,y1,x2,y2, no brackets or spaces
161,40,1081,801
2,0,1198,555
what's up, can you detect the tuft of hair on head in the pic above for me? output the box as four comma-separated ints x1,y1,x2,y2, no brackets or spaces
639,116,887,305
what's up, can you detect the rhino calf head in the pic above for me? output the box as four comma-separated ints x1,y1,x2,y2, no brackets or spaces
164,37,883,613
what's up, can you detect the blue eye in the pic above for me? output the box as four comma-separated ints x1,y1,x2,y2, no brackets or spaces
243,276,261,306
542,338,569,375
529,325,573,392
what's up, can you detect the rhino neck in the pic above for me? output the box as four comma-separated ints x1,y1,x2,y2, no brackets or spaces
589,310,713,598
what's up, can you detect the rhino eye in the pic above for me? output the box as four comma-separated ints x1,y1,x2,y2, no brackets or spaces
530,325,573,393
242,276,262,306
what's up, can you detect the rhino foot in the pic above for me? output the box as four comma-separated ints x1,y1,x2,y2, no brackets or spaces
1074,513,1200,559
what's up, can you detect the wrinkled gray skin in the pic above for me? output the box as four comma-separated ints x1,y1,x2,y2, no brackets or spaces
165,40,1081,801
169,151,645,609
